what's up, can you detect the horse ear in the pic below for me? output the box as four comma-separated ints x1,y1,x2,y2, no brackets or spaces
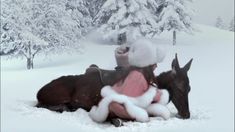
171,59,176,74
183,58,193,72
172,53,180,73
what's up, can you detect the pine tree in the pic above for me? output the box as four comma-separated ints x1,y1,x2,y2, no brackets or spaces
215,16,225,29
157,0,194,45
34,0,85,53
86,0,107,20
94,0,159,45
0,0,85,69
0,23,19,55
65,0,92,35
0,0,50,69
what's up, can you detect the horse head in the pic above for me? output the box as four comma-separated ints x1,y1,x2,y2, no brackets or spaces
170,54,193,119
156,54,193,119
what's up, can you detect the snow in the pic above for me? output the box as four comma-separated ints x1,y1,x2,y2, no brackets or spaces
1,24,234,132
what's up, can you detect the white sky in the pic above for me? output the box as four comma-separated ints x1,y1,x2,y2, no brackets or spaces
192,0,234,26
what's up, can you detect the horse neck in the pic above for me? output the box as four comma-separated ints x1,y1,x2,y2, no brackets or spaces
155,70,173,101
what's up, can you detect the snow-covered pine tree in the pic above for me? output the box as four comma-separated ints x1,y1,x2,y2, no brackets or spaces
34,0,85,54
0,0,51,69
0,0,21,56
0,23,19,56
215,16,225,29
229,18,234,32
65,0,92,35
157,0,194,45
1,0,84,69
94,0,159,45
86,0,107,20
1,26,48,69
17,31,49,69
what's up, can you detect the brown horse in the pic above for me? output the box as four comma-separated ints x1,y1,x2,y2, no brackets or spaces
36,65,129,112
155,54,193,119
36,55,193,119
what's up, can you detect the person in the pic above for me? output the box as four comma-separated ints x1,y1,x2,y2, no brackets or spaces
114,44,130,70
89,39,169,127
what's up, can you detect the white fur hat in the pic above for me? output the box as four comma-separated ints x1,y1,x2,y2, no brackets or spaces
128,39,166,67
128,39,156,67
155,46,166,63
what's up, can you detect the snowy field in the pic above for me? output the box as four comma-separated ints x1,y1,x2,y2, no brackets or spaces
1,25,234,132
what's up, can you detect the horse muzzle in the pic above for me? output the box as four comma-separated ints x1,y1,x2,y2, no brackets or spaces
176,112,190,119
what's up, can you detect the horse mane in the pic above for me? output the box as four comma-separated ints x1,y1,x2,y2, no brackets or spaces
98,66,155,85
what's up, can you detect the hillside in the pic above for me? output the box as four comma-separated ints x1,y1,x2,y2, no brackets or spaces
1,25,234,132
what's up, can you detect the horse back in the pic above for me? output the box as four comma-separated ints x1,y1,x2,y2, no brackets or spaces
71,72,103,111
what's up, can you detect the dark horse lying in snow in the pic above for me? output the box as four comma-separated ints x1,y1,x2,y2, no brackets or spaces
36,54,193,119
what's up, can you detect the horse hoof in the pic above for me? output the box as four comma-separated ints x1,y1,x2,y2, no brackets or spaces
111,118,124,127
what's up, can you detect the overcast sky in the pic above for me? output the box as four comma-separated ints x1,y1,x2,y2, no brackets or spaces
192,0,234,26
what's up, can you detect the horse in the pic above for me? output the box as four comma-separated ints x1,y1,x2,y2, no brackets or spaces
36,54,193,119
36,65,129,112
155,54,193,119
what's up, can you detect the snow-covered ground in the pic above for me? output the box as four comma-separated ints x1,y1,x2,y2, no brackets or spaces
1,25,234,132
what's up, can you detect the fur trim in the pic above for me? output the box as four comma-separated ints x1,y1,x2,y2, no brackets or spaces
89,97,112,122
128,86,156,108
89,86,170,123
90,86,150,122
101,85,117,97
158,89,169,105
128,39,156,67
124,102,149,122
102,86,156,108
146,103,170,120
